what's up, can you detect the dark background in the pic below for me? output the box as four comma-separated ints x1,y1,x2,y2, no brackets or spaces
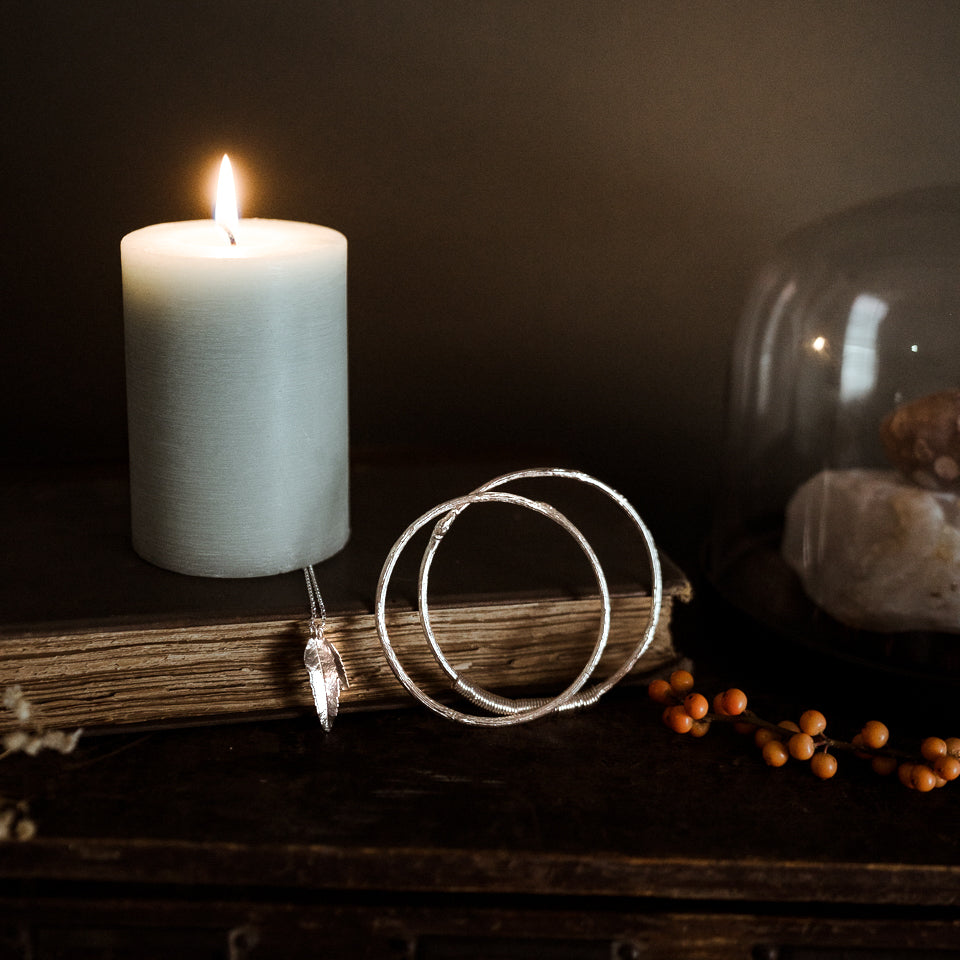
4,0,960,565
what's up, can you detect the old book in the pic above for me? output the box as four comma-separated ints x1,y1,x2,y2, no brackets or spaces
0,458,691,732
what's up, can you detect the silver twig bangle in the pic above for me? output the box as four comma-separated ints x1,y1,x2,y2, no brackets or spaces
419,468,663,716
375,489,612,726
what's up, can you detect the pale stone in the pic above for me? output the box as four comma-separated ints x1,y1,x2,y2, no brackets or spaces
782,469,960,633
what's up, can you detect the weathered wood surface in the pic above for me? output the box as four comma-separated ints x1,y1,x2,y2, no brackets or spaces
1,459,689,731
3,897,960,959
2,683,959,910
3,463,957,953
3,595,676,731
1,458,682,628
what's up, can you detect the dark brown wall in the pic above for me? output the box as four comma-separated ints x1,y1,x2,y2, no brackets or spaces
5,1,960,558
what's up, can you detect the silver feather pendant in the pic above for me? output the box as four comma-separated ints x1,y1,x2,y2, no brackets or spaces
304,621,348,732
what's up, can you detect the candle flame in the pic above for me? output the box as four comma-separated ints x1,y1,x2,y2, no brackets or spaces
214,154,239,243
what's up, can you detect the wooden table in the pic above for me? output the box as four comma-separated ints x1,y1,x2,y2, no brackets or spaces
3,672,960,958
2,461,959,958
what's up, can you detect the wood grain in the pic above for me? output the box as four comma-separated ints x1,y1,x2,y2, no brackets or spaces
1,460,689,732
2,594,679,731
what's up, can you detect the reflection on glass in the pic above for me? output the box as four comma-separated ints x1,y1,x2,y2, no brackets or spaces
839,293,887,403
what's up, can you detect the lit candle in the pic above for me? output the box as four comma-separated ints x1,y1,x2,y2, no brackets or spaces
121,156,349,578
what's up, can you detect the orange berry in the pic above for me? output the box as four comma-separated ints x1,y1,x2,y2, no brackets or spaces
689,719,711,738
871,755,898,776
898,762,916,788
860,721,889,750
788,733,816,761
720,688,748,717
665,704,694,734
684,693,709,720
778,720,801,734
648,678,673,704
921,737,948,762
851,733,871,760
754,727,777,749
934,755,960,782
799,710,827,737
810,752,837,780
945,737,960,758
712,692,729,717
762,740,789,767
669,670,695,695
912,764,938,793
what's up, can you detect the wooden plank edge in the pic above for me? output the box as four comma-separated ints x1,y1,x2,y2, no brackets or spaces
0,595,682,732
1,840,957,907
1,895,958,952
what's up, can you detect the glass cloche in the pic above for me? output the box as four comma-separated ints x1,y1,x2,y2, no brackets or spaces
709,184,960,680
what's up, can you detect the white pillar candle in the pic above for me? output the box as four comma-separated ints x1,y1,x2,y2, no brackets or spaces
121,158,349,578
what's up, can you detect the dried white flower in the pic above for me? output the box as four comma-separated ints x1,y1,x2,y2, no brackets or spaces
2,685,30,724
2,730,30,754
40,728,83,754
0,686,83,841
1,686,82,758
14,817,36,842
0,800,34,843
0,807,15,841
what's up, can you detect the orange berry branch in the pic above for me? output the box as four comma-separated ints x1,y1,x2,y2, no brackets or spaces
648,670,960,792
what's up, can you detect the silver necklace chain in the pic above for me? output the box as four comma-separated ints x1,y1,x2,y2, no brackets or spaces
302,564,347,732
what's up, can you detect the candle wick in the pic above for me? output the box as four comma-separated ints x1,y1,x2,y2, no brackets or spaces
221,225,237,246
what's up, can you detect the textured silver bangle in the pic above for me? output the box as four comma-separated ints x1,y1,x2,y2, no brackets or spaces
375,489,612,726
418,468,663,716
